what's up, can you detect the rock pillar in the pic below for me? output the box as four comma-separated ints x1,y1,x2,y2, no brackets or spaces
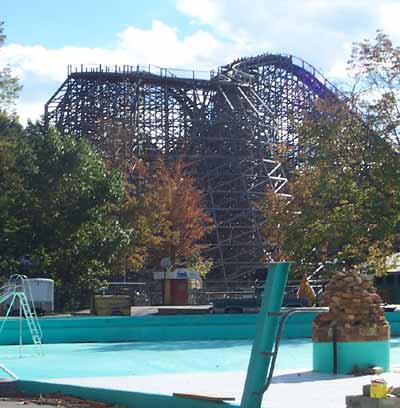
313,270,390,374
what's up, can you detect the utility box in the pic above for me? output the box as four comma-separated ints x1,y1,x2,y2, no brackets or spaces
93,295,131,316
24,278,54,313
5,278,55,314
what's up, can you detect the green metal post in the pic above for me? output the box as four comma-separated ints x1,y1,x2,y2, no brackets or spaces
240,262,291,408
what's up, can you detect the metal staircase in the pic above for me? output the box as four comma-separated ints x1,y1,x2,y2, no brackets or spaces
19,292,42,346
0,275,43,354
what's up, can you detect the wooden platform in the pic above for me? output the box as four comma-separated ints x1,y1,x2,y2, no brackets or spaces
173,392,235,402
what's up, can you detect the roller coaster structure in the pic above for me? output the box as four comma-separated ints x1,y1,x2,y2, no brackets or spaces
45,54,338,282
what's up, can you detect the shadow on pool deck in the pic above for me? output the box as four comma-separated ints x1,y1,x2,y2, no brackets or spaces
81,338,311,353
271,370,350,384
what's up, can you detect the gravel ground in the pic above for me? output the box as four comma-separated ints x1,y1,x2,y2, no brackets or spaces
0,395,121,407
1,403,57,408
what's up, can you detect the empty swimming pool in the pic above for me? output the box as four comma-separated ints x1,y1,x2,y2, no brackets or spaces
4,337,400,408
0,338,312,380
2,337,400,381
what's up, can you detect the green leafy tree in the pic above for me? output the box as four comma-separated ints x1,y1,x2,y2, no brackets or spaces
261,98,400,278
0,118,130,309
0,113,27,277
0,22,22,111
261,32,400,278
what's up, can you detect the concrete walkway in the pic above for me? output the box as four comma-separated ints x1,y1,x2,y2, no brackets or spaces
44,369,400,408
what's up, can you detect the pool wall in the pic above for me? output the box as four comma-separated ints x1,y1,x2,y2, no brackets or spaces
313,340,390,374
1,312,400,345
17,380,239,408
0,313,314,345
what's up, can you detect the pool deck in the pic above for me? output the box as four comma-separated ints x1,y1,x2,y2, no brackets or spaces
66,305,212,317
40,369,400,408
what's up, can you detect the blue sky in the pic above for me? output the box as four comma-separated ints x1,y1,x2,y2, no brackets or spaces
1,0,400,123
2,0,191,48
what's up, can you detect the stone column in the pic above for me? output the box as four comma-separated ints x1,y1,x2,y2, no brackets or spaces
313,270,390,374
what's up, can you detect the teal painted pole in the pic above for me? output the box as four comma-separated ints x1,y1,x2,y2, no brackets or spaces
240,262,290,408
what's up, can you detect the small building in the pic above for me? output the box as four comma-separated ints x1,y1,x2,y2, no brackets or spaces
153,268,202,305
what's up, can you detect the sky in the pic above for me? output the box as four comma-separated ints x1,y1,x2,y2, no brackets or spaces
1,0,400,124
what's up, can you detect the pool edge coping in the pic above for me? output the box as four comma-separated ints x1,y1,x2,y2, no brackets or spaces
17,379,240,408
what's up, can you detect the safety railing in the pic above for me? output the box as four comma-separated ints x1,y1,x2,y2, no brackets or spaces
0,364,18,380
281,53,342,96
67,64,213,81
0,274,43,356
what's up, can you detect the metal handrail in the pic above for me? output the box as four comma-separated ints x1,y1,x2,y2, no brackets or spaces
65,53,339,93
0,275,43,353
260,307,329,394
67,63,213,81
222,53,341,98
283,54,344,97
21,276,42,339
0,364,18,380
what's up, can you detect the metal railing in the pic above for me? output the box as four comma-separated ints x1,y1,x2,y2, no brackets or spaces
67,64,213,81
0,364,18,380
0,275,43,356
284,54,342,96
219,53,342,97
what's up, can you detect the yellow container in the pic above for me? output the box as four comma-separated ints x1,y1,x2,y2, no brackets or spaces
370,378,387,399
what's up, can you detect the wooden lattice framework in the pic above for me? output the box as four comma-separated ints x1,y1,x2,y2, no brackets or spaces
45,54,338,281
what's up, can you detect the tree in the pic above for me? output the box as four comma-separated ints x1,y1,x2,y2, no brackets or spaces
123,158,213,274
261,95,400,278
0,22,22,111
261,32,400,278
0,119,130,309
349,31,400,153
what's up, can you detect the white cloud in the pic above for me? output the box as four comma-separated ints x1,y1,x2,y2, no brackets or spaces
115,20,223,68
176,0,400,88
16,100,45,124
379,2,400,41
176,0,379,73
3,1,400,123
177,0,220,26
0,20,230,123
0,20,225,83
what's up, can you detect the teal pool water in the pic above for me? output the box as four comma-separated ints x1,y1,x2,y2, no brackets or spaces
2,338,400,381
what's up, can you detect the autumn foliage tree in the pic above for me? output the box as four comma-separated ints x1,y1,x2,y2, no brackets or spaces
261,31,400,278
349,31,400,150
123,158,213,274
261,97,400,278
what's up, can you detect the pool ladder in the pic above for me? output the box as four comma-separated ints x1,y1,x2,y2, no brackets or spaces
0,274,43,354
